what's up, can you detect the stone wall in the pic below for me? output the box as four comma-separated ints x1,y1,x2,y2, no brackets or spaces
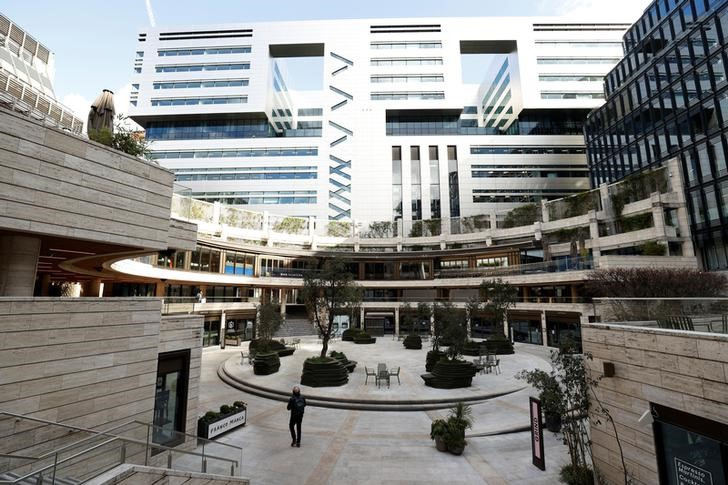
0,107,176,250
583,323,728,484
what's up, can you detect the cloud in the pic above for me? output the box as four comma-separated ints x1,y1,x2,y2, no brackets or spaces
62,83,140,133
541,0,652,22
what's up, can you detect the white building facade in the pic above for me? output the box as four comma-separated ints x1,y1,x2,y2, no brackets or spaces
130,17,629,226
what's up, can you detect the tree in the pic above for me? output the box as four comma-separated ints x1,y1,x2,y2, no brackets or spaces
301,258,362,358
433,302,468,359
587,267,726,298
88,114,150,159
256,301,282,349
517,346,594,485
415,302,432,335
478,278,518,334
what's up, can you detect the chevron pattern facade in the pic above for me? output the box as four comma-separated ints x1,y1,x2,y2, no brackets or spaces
327,51,354,220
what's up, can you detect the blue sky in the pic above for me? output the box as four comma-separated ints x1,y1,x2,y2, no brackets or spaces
1,0,651,119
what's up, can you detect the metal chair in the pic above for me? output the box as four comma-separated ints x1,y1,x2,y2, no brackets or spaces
377,363,389,388
364,366,377,385
389,367,401,385
710,314,728,333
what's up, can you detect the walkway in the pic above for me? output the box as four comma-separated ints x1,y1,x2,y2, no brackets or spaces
200,341,569,484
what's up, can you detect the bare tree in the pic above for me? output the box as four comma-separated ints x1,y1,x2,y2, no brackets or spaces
587,267,726,298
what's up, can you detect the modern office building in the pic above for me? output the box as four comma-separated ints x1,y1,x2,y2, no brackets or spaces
129,17,630,227
585,0,728,270
0,14,82,133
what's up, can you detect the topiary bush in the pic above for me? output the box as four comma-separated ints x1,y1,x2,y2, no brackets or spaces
253,351,281,375
300,356,349,387
462,340,486,356
421,360,478,389
484,333,514,355
330,350,357,373
341,328,359,341
425,350,447,372
353,332,376,344
403,334,422,349
219,404,232,415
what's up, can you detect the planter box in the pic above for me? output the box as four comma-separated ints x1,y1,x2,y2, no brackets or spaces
422,360,477,389
253,352,280,375
224,337,242,346
300,358,349,387
197,407,246,439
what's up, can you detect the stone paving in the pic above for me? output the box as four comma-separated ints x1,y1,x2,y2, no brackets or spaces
199,341,570,484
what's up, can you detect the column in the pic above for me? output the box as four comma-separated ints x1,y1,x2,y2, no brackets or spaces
0,235,41,297
280,289,287,316
360,307,365,330
394,306,400,337
541,311,548,347
220,310,226,349
86,279,103,297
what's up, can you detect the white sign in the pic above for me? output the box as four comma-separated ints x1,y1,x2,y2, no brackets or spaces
207,409,246,438
675,457,713,485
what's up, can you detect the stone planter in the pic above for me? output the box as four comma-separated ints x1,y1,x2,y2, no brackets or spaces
425,350,446,372
253,352,280,375
421,359,477,389
403,335,422,349
197,406,246,439
434,436,447,452
300,357,349,387
448,443,465,455
330,351,357,373
484,335,515,355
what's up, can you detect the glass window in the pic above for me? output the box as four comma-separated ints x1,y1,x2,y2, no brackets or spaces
705,188,720,222
690,190,706,224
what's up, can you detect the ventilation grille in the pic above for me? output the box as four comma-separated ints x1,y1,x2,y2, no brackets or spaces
0,16,10,38
159,29,253,41
370,24,441,33
533,23,630,32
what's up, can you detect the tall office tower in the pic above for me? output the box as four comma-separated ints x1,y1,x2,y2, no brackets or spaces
586,0,728,269
130,18,629,225
0,14,82,133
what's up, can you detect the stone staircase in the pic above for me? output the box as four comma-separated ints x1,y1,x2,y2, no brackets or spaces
275,305,316,337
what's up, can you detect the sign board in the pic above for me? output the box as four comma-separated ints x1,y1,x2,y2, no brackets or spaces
205,409,246,439
675,458,713,485
530,397,545,471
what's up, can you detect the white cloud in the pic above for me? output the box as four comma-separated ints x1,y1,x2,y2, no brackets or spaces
542,0,652,22
62,83,140,133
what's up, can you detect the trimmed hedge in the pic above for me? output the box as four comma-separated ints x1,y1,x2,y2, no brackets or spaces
403,334,422,350
249,339,295,357
425,350,446,372
300,357,349,387
421,359,477,389
462,340,486,356
354,332,376,344
253,352,280,375
484,334,515,355
341,329,358,341
330,350,357,373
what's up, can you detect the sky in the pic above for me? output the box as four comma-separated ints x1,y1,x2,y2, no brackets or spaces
1,0,652,123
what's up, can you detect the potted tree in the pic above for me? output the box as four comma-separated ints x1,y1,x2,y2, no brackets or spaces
252,301,282,375
444,402,473,455
422,305,477,389
430,418,449,452
425,303,446,372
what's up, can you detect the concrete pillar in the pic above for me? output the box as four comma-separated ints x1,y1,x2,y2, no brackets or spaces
155,281,166,297
40,273,51,296
541,311,548,347
220,311,226,349
570,285,579,302
360,307,365,330
280,290,287,316
0,235,41,296
87,279,103,297
394,306,400,337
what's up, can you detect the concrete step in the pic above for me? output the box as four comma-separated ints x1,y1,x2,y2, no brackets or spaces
275,317,316,337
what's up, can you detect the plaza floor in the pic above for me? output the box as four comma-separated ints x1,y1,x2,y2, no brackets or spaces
199,339,570,484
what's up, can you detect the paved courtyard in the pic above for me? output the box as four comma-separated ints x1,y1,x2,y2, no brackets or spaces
199,340,570,484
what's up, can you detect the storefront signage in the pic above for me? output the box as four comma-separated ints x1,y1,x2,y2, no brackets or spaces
204,409,247,439
675,458,713,485
530,397,545,471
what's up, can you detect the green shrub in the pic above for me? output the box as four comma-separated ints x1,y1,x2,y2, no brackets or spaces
484,333,514,355
403,334,422,349
640,241,667,255
201,411,220,423
502,203,540,228
559,464,594,485
219,405,232,415
233,401,245,409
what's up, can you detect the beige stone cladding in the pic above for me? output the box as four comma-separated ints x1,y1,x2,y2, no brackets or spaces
158,313,203,438
0,106,176,250
583,323,728,484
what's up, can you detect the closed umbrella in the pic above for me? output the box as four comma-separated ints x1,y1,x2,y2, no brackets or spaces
87,89,115,135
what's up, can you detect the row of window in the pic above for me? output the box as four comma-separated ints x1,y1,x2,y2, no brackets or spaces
471,169,588,178
370,58,443,66
470,146,586,155
541,92,605,99
151,96,247,106
155,63,250,73
150,147,317,159
157,46,251,56
175,172,317,181
539,74,607,82
370,74,444,83
535,41,623,48
153,79,248,89
298,108,323,116
537,57,621,64
371,91,444,100
193,196,316,205
473,189,583,204
174,165,316,173
146,120,321,140
370,41,442,49
612,0,722,95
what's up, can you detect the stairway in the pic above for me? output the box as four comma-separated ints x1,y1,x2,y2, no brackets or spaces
275,305,316,337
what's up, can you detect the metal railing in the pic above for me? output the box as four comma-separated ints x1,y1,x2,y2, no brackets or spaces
435,257,594,278
162,296,259,314
0,412,244,484
592,298,728,334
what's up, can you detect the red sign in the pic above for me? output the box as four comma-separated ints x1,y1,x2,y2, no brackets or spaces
530,397,545,471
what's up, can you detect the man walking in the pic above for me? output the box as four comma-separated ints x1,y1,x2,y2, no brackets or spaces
287,386,306,447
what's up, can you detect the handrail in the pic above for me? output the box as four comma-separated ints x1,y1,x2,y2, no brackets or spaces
0,412,242,481
131,420,243,453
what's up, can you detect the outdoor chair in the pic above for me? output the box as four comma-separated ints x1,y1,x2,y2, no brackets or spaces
364,366,377,385
240,351,253,365
377,363,389,388
710,314,728,334
389,367,401,385
658,315,694,331
484,354,500,375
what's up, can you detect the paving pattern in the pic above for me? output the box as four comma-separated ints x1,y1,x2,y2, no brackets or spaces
199,341,570,484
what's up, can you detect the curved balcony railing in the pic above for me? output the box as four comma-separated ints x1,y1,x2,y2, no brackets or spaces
435,257,594,278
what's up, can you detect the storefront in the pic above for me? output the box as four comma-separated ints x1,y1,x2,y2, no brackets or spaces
652,403,728,484
153,350,190,447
